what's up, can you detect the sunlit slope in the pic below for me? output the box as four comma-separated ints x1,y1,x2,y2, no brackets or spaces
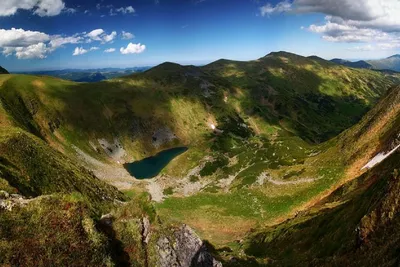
156,84,400,246
240,148,400,267
338,85,400,176
1,52,398,166
203,51,400,142
224,86,400,266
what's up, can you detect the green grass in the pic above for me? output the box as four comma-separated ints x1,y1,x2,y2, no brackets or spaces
0,194,114,266
0,126,124,204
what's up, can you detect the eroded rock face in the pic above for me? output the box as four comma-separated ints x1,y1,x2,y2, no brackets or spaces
157,225,222,267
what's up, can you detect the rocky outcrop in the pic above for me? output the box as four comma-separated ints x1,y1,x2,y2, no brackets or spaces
0,191,30,211
157,225,222,267
152,127,177,148
97,138,126,162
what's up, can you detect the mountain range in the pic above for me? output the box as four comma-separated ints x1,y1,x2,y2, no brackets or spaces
17,66,151,82
0,51,399,266
331,54,400,72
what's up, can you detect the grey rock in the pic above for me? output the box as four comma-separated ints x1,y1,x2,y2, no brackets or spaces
157,224,222,267
0,190,9,199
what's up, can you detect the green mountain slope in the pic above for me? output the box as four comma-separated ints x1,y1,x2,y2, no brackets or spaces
203,51,399,142
0,126,124,203
225,86,400,266
0,52,399,265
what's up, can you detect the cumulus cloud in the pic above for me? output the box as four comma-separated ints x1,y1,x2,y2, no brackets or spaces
3,43,49,59
0,0,66,17
0,28,50,47
120,43,146,54
104,48,116,53
87,29,105,41
122,31,134,40
102,31,117,43
261,0,400,51
0,26,126,59
86,29,116,43
49,35,81,49
72,47,87,56
116,6,135,14
260,0,291,16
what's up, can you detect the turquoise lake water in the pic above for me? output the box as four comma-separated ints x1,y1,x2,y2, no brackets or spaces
124,147,188,179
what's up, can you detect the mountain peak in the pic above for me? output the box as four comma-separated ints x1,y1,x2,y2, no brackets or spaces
388,54,400,59
265,51,300,58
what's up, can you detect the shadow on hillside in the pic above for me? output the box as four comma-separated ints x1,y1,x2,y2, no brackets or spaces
2,60,382,163
240,153,400,266
97,216,131,267
201,57,374,143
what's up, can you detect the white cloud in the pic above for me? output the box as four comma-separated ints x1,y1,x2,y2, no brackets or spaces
260,0,291,16
262,0,400,51
64,7,76,14
104,48,116,53
120,43,146,54
72,47,88,56
349,43,400,51
122,31,134,40
87,29,104,41
3,43,49,59
0,28,50,47
86,29,116,43
0,27,120,59
15,43,49,59
49,35,81,49
0,0,67,17
116,6,135,14
102,31,116,43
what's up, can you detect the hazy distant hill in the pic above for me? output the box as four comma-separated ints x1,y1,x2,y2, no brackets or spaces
331,58,373,69
367,54,400,71
19,66,151,82
331,55,400,72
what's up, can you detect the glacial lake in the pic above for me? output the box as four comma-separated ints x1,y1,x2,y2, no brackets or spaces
124,147,188,179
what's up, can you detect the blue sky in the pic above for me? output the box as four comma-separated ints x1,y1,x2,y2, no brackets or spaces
1,0,400,71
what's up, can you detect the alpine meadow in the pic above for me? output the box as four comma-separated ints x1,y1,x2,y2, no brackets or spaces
0,0,400,266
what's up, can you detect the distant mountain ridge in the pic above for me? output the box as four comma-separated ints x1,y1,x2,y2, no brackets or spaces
331,58,373,69
18,66,151,82
331,54,400,72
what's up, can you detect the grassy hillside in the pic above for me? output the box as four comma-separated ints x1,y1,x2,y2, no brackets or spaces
0,126,124,203
212,85,400,266
0,52,399,263
203,51,400,142
238,151,400,266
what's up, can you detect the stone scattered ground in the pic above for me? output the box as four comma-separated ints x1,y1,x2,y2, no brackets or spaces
97,138,126,162
73,146,137,190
